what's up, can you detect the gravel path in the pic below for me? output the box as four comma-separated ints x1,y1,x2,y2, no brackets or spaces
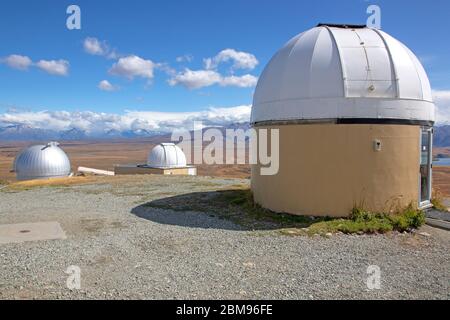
0,175,448,300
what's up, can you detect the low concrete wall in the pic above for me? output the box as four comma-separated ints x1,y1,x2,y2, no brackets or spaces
251,124,421,217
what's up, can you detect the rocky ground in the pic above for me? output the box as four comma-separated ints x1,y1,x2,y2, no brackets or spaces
0,175,448,299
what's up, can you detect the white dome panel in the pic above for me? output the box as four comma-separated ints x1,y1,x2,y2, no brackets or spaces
378,31,424,100
309,28,343,98
279,28,322,99
403,43,433,102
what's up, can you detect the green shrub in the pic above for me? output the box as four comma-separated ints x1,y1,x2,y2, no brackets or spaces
388,205,425,230
350,204,425,233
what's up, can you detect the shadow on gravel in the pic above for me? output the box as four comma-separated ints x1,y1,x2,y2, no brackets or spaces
132,204,244,231
131,189,317,231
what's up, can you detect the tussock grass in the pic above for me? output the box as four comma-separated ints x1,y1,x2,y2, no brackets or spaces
431,189,448,212
323,205,425,234
2,176,100,191
1,175,160,192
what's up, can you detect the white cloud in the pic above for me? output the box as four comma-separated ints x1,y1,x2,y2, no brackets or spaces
220,74,258,88
83,37,107,55
176,54,194,63
0,105,251,135
109,55,155,80
168,69,222,89
205,49,259,70
83,37,117,59
1,54,32,70
3,91,446,137
98,80,119,92
169,49,259,89
168,69,258,89
36,59,70,76
433,90,450,125
156,62,176,77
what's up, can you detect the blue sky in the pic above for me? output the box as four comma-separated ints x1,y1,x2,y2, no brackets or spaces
0,0,449,129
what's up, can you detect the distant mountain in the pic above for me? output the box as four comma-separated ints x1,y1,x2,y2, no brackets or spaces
104,128,166,139
435,125,450,147
60,128,87,141
122,129,155,138
0,125,162,141
0,122,252,141
2,122,447,146
104,129,124,138
0,124,59,141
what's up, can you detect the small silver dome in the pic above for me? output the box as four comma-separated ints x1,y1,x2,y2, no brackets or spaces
147,143,187,168
14,142,71,181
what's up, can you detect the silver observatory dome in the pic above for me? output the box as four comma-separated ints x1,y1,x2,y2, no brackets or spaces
147,143,187,168
13,142,71,181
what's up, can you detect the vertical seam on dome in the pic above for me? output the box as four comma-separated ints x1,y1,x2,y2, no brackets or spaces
323,26,347,98
309,28,324,98
402,44,425,101
372,28,400,98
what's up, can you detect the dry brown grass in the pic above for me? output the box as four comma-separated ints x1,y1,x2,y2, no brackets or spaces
0,139,158,182
433,166,450,198
0,139,448,197
431,188,448,211
435,147,450,157
2,174,172,191
0,139,251,182
3,176,101,191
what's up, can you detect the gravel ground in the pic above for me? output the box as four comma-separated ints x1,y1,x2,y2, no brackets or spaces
0,175,448,300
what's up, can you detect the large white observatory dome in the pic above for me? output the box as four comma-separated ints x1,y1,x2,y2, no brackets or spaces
147,143,187,168
14,142,71,181
251,24,435,125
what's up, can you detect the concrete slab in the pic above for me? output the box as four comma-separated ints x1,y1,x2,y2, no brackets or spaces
426,218,450,231
426,209,450,222
0,221,66,245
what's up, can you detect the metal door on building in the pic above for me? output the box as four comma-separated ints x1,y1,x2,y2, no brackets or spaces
419,127,433,208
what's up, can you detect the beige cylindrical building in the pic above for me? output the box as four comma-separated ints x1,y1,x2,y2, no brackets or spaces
251,24,435,217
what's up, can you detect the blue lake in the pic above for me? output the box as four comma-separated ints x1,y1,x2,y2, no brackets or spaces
434,158,450,166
